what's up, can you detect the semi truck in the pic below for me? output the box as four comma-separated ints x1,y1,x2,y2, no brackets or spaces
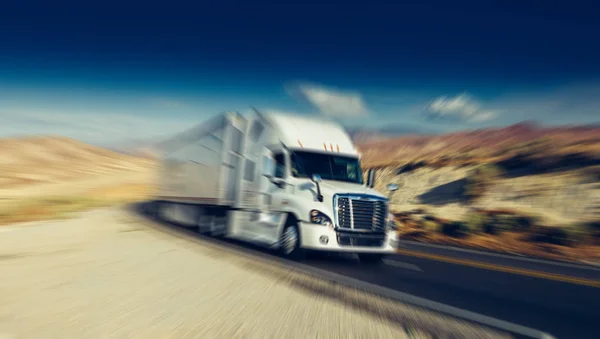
153,109,399,263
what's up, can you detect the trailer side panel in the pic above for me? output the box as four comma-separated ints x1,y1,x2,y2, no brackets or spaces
157,113,237,205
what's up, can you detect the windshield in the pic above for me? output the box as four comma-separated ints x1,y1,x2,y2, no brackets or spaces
290,150,364,184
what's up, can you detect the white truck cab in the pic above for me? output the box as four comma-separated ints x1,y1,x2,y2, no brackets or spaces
259,113,398,261
155,110,398,263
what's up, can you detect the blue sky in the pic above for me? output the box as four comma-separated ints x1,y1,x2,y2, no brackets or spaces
1,0,599,144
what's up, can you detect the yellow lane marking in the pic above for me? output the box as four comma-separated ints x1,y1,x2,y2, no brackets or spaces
395,248,600,288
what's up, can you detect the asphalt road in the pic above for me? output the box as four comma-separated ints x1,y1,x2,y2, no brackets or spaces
302,250,600,339
134,203,600,339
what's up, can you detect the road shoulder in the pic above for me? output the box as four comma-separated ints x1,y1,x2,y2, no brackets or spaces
0,207,508,339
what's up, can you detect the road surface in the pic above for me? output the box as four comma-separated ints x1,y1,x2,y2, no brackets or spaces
306,246,600,339
0,208,509,339
134,202,600,339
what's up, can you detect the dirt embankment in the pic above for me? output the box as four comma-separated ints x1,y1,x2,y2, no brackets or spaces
0,136,157,226
0,135,155,188
357,123,600,264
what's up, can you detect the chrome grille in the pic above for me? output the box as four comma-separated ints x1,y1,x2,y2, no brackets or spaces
335,195,387,231
337,232,386,247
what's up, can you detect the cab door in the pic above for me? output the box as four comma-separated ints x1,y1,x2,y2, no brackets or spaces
256,149,289,243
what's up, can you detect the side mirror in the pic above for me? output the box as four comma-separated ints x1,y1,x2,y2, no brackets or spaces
270,177,287,188
366,169,375,188
386,183,399,192
311,174,324,202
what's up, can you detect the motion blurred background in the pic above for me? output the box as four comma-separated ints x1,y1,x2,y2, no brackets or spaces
1,1,599,261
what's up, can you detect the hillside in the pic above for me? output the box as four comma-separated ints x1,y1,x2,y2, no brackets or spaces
356,123,600,262
356,123,600,222
0,135,156,188
357,122,600,169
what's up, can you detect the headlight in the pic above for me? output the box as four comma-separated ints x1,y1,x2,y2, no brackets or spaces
386,213,398,231
310,210,333,227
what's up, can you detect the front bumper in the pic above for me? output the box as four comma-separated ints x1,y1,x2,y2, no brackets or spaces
298,222,397,253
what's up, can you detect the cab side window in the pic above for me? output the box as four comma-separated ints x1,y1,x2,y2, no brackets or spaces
273,153,286,178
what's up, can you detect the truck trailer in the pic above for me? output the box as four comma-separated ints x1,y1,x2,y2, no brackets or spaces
153,109,398,263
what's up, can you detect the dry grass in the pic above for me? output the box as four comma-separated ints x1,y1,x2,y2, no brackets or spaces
396,219,600,264
357,123,600,169
0,183,154,226
0,135,155,188
0,135,157,226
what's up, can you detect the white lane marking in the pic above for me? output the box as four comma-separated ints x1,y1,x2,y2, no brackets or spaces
397,240,600,272
383,259,423,272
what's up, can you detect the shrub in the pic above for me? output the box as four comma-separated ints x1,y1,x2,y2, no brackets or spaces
512,215,536,231
492,214,535,233
565,222,600,245
528,226,585,247
464,212,512,235
407,208,427,215
483,215,503,234
423,220,442,233
465,212,487,233
562,226,588,246
422,215,438,222
583,221,600,236
442,221,470,238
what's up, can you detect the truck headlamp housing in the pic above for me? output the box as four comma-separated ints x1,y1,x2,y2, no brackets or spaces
310,210,333,227
386,212,398,231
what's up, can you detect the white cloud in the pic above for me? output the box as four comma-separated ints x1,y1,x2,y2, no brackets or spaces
425,94,498,123
287,83,368,117
469,111,497,122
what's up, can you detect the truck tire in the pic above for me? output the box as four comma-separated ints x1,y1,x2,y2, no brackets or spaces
358,253,386,265
210,215,226,238
156,201,170,222
279,222,304,260
150,201,160,220
195,213,211,235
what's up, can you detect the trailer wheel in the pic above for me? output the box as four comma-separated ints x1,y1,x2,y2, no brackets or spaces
210,214,229,238
279,221,304,260
150,201,160,220
210,215,224,238
195,213,210,235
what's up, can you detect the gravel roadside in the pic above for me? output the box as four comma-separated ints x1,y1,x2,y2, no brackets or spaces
0,208,509,339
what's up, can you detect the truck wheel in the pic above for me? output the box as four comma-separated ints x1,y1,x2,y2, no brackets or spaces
279,223,303,260
195,214,210,235
150,201,160,220
358,253,386,265
211,215,228,238
156,201,169,221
